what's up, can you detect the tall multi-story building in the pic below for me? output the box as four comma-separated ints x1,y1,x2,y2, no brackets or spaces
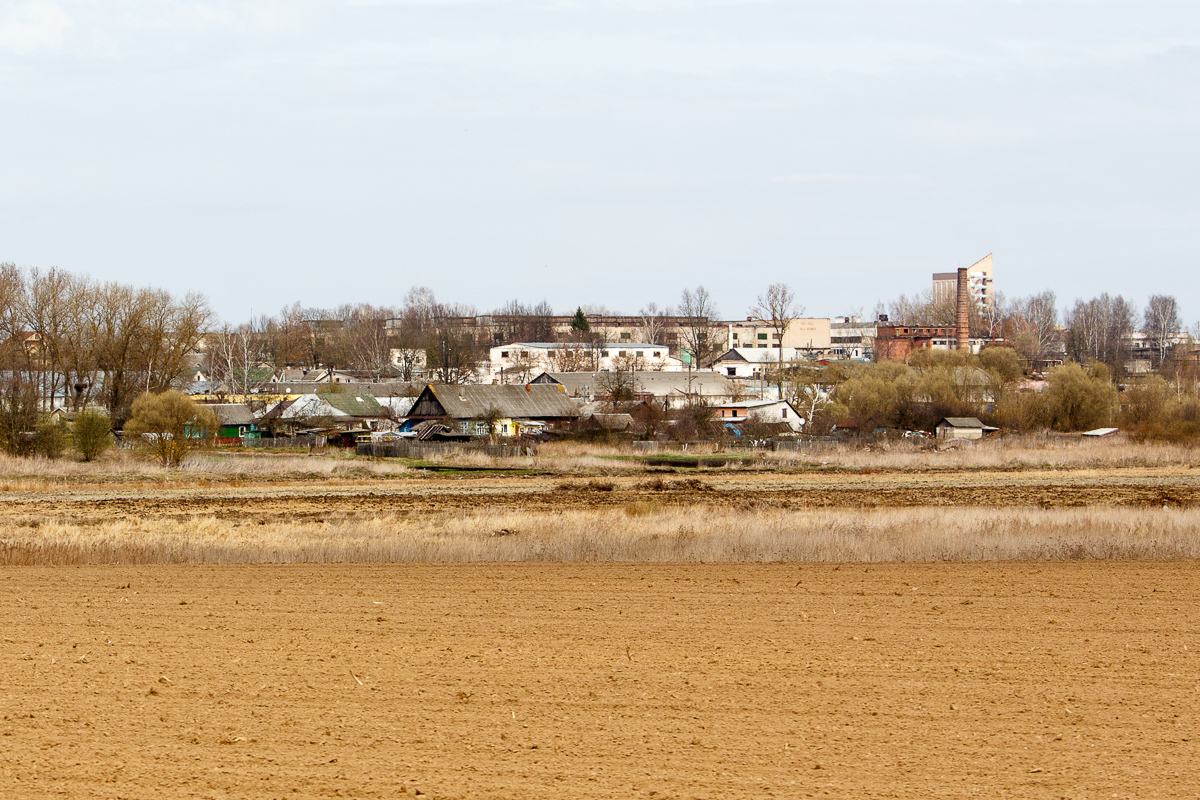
932,254,994,313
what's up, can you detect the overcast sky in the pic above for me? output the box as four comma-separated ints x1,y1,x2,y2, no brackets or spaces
1,0,1197,325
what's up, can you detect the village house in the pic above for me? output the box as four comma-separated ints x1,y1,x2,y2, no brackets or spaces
404,383,580,437
709,348,810,379
710,400,805,433
273,391,392,431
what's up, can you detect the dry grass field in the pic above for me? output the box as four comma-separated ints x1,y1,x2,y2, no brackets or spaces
2,440,1198,797
2,562,1199,799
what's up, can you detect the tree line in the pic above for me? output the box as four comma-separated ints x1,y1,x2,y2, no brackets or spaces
0,264,209,430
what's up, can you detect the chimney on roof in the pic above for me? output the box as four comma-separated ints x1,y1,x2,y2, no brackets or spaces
956,267,970,352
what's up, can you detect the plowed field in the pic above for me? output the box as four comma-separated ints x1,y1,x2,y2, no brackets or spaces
2,561,1198,799
0,467,1197,526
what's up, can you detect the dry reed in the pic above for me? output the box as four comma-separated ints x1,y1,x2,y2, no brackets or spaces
3,506,1197,565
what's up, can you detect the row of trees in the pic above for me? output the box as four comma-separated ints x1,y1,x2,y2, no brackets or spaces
0,264,210,426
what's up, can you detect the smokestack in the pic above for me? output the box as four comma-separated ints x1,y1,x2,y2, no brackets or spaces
956,267,970,352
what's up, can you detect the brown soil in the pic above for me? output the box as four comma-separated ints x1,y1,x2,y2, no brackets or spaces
1,468,1198,526
1,561,1198,799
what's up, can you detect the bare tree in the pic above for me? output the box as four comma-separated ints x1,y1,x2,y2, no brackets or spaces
678,286,721,367
1066,294,1136,372
750,283,803,392
638,302,672,346
494,299,555,344
426,300,480,384
1144,294,1181,368
1007,291,1059,369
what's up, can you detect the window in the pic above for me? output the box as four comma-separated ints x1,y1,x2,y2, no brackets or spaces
732,333,739,340
619,350,627,357
757,333,768,340
772,333,781,340
459,420,470,434
636,351,643,357
781,408,787,418
603,350,610,357
501,351,509,358
620,332,631,340
726,367,736,376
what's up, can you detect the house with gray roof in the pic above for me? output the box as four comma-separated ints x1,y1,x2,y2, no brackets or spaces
406,384,580,437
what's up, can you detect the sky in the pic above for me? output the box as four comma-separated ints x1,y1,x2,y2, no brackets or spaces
1,0,1198,326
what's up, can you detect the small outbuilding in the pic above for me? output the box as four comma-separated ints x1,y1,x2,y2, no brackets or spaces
935,416,998,441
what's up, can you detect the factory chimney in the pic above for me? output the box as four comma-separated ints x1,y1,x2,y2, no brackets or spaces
955,267,970,352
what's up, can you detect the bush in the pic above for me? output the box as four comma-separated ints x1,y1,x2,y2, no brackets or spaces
33,415,69,459
979,346,1025,384
124,391,219,467
72,408,113,462
1044,362,1118,432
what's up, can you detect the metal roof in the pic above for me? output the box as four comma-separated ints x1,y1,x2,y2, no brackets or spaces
414,384,580,420
937,417,986,428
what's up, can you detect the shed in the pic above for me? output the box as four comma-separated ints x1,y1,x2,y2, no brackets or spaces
935,417,997,441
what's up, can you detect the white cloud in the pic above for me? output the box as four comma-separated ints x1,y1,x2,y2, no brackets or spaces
0,0,72,53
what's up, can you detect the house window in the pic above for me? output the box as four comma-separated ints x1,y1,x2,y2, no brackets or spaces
781,408,787,418
619,351,627,357
732,333,739,340
757,333,768,340
636,351,643,357
726,367,736,376
459,420,470,434
603,350,610,357
501,351,509,358
620,332,631,340
772,333,781,340
475,421,487,436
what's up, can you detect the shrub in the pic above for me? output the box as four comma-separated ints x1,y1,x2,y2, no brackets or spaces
33,415,69,459
1044,362,1118,432
72,408,113,462
124,391,219,467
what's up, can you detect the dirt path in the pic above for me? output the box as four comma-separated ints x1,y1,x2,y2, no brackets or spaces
1,562,1197,798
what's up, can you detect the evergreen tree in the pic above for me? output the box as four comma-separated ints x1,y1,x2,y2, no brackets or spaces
570,307,590,334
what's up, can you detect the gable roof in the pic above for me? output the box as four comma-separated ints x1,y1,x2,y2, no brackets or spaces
938,417,985,428
207,404,256,426
712,347,811,365
410,384,580,420
319,391,387,417
280,392,387,419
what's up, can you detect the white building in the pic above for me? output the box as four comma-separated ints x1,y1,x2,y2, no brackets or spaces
932,253,994,313
488,342,678,380
829,316,879,360
710,347,810,379
711,400,805,432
